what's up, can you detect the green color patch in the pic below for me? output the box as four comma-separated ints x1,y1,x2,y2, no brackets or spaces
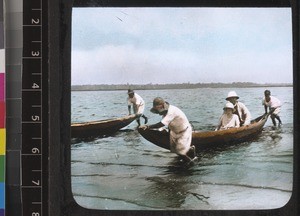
0,155,4,182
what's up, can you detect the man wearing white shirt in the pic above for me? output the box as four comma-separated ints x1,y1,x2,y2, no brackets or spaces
262,90,282,126
226,91,251,126
127,89,148,126
140,97,197,164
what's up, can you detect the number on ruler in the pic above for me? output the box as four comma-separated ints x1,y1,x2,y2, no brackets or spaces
31,51,40,57
32,18,40,25
32,83,40,89
32,212,40,216
31,115,40,121
32,180,40,186
32,148,40,154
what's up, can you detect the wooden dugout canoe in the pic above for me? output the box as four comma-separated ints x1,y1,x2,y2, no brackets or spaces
138,114,269,151
71,114,138,138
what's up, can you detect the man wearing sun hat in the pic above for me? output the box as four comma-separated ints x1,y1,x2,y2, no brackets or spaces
140,97,197,164
127,89,148,126
226,91,251,126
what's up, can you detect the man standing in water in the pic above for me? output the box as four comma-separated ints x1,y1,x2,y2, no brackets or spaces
262,90,282,127
139,97,197,164
127,89,148,126
226,91,251,126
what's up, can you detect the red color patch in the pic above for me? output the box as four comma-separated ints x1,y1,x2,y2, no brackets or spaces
0,74,4,102
0,101,5,128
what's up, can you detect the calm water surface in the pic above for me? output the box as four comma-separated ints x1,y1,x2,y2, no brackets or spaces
71,87,293,210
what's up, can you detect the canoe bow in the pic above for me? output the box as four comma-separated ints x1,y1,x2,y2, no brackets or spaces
71,114,138,138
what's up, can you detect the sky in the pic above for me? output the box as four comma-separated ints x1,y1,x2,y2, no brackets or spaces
71,7,292,85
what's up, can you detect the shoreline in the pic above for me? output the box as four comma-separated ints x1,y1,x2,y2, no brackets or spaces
71,83,292,91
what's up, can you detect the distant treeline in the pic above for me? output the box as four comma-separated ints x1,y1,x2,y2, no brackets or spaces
71,82,292,91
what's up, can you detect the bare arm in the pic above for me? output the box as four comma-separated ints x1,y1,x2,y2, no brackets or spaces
140,122,165,130
264,105,268,114
128,105,131,115
148,122,165,129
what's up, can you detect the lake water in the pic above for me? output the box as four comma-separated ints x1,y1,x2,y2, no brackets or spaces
71,87,293,210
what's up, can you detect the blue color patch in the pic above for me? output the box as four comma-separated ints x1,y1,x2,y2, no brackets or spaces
0,182,4,209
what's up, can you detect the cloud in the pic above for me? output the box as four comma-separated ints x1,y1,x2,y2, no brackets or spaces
71,41,292,85
71,8,292,85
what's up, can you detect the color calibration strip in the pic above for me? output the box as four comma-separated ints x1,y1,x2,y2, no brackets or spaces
0,0,5,215
5,0,23,215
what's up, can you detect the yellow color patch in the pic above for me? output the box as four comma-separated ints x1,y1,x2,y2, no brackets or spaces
0,129,5,155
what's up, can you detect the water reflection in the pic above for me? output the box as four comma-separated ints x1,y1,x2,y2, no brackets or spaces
261,126,285,148
141,159,210,209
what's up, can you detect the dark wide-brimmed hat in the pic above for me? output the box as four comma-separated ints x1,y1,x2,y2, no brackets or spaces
150,97,169,113
127,89,134,95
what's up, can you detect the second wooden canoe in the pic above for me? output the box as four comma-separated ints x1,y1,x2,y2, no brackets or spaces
72,114,138,138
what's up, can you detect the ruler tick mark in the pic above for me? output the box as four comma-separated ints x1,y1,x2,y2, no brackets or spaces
23,24,42,27
22,186,42,188
22,89,42,91
23,57,42,59
22,154,42,156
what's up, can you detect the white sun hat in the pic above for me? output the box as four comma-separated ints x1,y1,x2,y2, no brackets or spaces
226,91,239,100
223,102,234,110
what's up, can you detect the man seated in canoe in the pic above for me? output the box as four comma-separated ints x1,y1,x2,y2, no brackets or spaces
127,89,148,126
226,91,251,126
215,102,240,130
139,97,197,164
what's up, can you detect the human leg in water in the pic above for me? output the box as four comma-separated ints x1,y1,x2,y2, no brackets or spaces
271,115,277,126
275,114,282,126
136,117,141,126
271,114,282,126
179,146,198,166
141,114,148,124
187,145,196,159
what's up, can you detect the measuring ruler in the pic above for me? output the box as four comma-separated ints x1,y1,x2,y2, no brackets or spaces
22,0,48,214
